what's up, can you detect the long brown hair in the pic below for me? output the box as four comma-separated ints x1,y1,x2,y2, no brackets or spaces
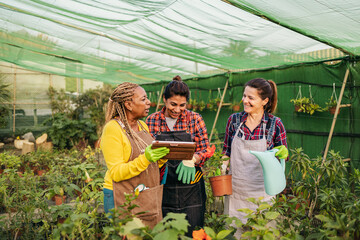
105,82,147,150
245,78,278,113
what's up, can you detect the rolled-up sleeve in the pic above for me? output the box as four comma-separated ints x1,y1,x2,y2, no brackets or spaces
222,114,235,157
194,114,210,167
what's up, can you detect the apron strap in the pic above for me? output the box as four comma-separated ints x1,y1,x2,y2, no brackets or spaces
235,120,267,141
266,117,277,147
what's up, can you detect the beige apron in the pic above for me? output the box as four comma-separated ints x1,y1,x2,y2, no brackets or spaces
113,120,163,228
225,122,272,224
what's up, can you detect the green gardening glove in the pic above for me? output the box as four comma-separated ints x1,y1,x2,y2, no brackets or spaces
145,145,170,163
274,145,288,159
175,157,196,184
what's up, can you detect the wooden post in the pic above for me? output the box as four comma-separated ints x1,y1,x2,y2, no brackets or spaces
155,85,165,112
209,77,230,142
323,68,350,161
12,65,16,134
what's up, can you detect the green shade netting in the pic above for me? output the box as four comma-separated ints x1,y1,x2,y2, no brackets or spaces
227,0,360,56
0,0,354,84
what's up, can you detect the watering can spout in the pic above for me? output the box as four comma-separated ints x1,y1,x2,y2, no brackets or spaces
249,149,286,196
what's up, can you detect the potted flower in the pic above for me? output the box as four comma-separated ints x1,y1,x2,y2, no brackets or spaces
290,97,323,115
324,97,339,115
204,145,232,197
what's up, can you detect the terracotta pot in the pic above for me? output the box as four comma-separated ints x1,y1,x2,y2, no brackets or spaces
150,102,157,108
187,104,193,109
36,169,46,176
232,105,241,112
329,107,339,115
216,102,220,107
54,195,66,205
0,169,3,174
294,105,301,112
206,103,211,109
209,174,232,197
58,217,66,224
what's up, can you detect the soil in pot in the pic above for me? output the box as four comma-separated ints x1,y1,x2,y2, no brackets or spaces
209,175,232,197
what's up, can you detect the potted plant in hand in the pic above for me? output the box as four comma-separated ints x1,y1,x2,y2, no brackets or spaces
204,145,232,197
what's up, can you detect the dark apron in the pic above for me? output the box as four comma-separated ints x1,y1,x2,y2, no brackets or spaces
155,130,206,236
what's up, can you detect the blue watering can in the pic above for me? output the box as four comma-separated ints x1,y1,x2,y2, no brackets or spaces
249,149,286,196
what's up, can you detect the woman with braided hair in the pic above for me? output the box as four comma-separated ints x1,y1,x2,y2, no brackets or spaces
100,82,169,228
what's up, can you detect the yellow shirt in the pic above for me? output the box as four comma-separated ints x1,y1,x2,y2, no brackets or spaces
101,119,166,190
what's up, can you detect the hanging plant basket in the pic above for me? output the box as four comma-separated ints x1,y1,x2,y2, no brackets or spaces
232,104,241,112
329,107,340,115
150,102,157,108
209,174,232,197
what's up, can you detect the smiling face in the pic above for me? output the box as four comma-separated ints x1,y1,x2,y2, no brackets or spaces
125,86,150,119
242,86,269,115
163,95,187,119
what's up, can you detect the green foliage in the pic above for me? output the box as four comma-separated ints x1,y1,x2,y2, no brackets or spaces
290,97,323,115
43,113,97,149
323,96,338,111
48,86,74,118
73,84,113,135
0,75,10,128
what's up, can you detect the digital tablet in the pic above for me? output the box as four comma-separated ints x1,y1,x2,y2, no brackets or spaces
151,140,196,160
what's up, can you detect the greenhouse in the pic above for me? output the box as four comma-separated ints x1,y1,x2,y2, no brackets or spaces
0,0,359,239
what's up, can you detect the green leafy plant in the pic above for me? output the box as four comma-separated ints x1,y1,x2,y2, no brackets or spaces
290,97,323,115
43,113,97,149
197,100,206,111
0,75,10,128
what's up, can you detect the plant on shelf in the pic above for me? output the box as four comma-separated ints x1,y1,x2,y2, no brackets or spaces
290,97,322,115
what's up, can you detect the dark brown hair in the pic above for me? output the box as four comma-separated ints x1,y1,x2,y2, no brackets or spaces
245,78,278,113
163,75,190,101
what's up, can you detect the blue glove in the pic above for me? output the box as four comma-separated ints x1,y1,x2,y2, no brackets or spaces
274,145,288,159
175,157,196,184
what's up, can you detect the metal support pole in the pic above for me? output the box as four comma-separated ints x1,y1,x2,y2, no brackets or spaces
323,68,350,161
209,77,230,142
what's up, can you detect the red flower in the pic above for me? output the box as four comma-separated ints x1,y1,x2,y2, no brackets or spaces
193,228,212,240
204,145,216,158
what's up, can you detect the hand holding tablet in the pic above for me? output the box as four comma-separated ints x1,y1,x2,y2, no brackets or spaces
151,140,196,160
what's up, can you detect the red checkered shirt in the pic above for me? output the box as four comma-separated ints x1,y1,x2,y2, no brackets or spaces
222,111,287,157
146,107,210,167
